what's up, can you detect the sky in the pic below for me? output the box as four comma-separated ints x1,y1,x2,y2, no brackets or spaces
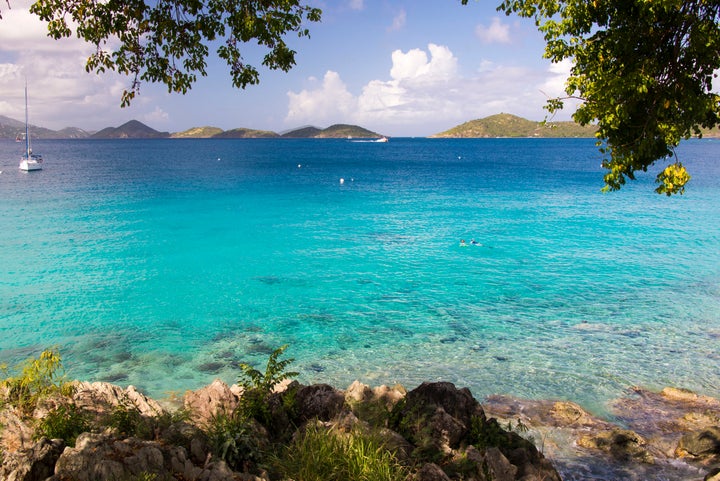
0,0,578,137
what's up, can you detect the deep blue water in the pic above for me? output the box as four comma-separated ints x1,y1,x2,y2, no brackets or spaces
1,137,718,417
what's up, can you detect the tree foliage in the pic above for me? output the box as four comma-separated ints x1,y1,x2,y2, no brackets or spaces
16,0,321,106
485,0,720,194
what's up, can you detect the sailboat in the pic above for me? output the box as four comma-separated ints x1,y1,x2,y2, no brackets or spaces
19,83,43,171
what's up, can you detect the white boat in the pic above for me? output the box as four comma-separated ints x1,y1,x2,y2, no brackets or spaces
375,136,388,143
19,84,43,172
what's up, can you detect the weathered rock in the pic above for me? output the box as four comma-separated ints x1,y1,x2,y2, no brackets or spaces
483,446,518,481
483,395,610,431
72,381,166,418
160,420,210,464
50,431,240,481
405,382,485,428
578,429,654,464
414,462,452,481
345,380,373,404
677,426,720,459
183,379,240,426
0,437,65,481
394,382,561,481
0,406,34,453
372,384,407,410
294,383,345,422
394,381,484,454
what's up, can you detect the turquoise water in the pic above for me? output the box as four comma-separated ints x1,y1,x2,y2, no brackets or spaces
1,138,718,416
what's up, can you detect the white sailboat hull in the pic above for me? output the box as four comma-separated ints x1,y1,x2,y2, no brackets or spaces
19,158,43,171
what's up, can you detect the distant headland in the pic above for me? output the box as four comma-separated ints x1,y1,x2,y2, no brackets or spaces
2,112,719,140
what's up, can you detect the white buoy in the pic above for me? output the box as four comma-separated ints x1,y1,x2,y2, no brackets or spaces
339,178,345,184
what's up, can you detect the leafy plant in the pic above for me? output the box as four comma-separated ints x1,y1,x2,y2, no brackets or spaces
206,412,263,472
238,344,298,394
107,399,153,439
237,344,298,423
35,402,90,446
0,349,73,415
272,424,410,481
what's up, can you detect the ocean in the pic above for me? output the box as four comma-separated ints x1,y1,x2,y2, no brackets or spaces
1,137,718,417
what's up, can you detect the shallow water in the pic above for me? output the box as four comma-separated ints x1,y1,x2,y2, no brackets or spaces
1,137,718,418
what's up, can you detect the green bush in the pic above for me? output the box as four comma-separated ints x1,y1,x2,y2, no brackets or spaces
0,349,74,415
206,412,264,471
237,344,298,424
35,403,90,446
272,424,409,481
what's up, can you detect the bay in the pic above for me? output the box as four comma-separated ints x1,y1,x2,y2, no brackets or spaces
1,137,718,417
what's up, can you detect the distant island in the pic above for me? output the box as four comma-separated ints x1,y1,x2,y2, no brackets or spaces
0,117,386,140
2,113,719,140
431,113,598,138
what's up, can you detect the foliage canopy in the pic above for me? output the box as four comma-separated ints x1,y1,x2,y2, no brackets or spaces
484,0,720,194
10,0,321,107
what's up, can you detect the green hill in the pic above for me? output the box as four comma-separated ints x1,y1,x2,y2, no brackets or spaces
171,126,224,138
314,124,382,139
90,120,170,139
432,113,597,138
281,126,323,138
212,128,279,139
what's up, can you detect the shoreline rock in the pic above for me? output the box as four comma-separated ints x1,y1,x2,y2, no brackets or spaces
0,379,718,480
483,386,720,480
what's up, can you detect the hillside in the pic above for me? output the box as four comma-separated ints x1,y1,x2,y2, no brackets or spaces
315,124,382,139
281,126,323,138
90,120,170,139
212,128,279,139
0,115,90,139
171,126,224,138
432,113,598,138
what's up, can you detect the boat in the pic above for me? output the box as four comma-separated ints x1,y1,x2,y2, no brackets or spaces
375,136,388,143
18,83,43,172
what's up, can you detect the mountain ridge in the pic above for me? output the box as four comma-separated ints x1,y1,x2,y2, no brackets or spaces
3,113,720,140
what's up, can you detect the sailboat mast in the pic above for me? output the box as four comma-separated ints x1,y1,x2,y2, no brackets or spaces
24,82,30,157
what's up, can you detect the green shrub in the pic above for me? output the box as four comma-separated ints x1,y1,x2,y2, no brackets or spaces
1,349,73,415
206,412,264,471
35,403,90,446
237,344,298,424
272,424,410,481
469,416,535,453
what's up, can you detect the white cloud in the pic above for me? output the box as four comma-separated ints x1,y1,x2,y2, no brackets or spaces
285,71,358,126
285,44,575,136
388,9,406,32
475,17,511,44
349,0,364,11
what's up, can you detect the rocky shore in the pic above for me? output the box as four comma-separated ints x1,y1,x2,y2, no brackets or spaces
1,375,719,481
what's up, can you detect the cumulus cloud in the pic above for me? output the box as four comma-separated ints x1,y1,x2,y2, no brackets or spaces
286,71,358,126
475,17,511,44
285,44,573,136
